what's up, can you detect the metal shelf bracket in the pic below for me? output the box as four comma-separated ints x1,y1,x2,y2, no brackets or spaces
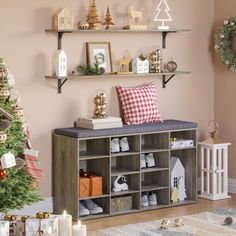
58,78,68,94
162,74,175,88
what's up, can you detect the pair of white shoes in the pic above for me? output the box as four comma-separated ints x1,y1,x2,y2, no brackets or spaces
79,199,103,216
113,175,129,192
141,192,157,207
111,137,129,153
141,153,155,168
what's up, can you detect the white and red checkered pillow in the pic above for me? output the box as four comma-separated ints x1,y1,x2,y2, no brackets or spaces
116,82,162,125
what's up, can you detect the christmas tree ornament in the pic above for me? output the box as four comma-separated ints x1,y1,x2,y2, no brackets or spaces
103,6,114,30
166,60,177,72
93,93,108,119
87,0,101,30
0,120,11,130
0,86,10,100
224,216,233,225
154,0,172,30
149,49,162,73
0,168,6,180
0,131,7,144
1,152,16,169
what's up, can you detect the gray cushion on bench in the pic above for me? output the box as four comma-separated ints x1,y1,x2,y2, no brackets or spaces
54,119,198,139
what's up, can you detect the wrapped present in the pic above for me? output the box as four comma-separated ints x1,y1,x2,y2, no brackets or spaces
79,176,90,198
0,220,9,236
89,173,102,196
111,196,132,213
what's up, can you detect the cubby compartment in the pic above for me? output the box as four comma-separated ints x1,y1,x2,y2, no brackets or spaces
141,132,169,152
111,173,140,196
79,157,110,195
110,135,140,154
111,154,140,176
141,151,169,172
141,170,169,191
79,138,110,158
79,196,110,220
170,148,197,203
141,188,170,210
111,193,140,214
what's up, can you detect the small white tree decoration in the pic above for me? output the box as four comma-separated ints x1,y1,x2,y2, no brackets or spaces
154,0,172,30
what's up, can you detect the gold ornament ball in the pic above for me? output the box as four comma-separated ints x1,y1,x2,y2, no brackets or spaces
215,44,219,50
96,105,102,110
95,97,101,104
225,60,230,66
102,105,106,109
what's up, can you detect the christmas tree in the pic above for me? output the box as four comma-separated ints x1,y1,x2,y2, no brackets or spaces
103,6,114,30
171,187,179,203
0,57,42,213
87,0,101,29
153,0,172,30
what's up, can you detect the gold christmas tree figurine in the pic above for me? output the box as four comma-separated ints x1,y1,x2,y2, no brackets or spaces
87,0,101,29
103,6,114,30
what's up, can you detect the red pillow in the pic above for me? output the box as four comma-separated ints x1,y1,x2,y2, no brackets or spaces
116,82,162,125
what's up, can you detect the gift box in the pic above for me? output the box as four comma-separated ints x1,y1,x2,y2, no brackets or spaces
89,174,102,196
79,176,90,198
0,220,9,236
111,196,132,213
15,215,58,236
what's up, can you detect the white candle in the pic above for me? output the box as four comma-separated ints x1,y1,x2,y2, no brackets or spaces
58,210,72,236
72,221,87,236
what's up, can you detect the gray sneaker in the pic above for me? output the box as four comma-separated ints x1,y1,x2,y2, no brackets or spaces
79,202,89,216
83,199,103,215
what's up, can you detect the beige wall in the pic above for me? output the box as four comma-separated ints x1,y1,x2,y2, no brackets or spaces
214,0,236,179
0,0,214,197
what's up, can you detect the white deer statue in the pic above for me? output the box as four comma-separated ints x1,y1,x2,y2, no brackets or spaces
128,5,143,25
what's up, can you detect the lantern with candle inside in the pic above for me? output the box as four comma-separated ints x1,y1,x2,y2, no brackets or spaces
72,220,87,236
0,221,9,236
58,210,72,236
199,120,231,200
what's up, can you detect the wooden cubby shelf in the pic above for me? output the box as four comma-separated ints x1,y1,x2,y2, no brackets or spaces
53,119,197,220
45,28,191,93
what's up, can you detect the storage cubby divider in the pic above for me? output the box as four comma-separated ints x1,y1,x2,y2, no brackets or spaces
53,120,197,220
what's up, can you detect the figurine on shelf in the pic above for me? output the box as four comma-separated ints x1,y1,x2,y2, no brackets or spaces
166,59,177,72
78,21,89,30
103,6,114,30
93,93,108,119
56,49,68,77
124,5,147,30
149,49,162,73
54,8,74,30
132,54,149,74
87,0,101,30
117,52,133,74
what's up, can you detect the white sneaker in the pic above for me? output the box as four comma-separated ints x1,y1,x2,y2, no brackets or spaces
141,193,149,207
149,193,157,206
141,154,146,169
146,153,155,168
111,138,120,153
113,175,129,192
119,137,130,152
79,202,90,216
83,199,103,215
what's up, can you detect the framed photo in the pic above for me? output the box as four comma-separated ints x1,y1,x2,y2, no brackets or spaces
86,42,113,73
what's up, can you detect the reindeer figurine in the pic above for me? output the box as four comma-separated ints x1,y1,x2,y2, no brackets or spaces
128,5,143,25
117,52,133,74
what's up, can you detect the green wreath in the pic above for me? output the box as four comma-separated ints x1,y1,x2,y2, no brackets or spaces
215,17,236,71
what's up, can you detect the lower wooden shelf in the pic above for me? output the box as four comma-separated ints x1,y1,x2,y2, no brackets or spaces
80,194,110,201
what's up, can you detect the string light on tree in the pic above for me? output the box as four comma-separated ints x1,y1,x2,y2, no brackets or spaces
154,0,172,30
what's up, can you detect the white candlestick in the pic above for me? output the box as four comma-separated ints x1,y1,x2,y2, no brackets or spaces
58,210,72,236
72,221,87,236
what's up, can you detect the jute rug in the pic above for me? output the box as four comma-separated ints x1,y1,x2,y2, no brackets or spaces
89,209,236,236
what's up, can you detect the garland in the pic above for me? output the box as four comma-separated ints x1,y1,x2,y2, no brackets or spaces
215,17,236,71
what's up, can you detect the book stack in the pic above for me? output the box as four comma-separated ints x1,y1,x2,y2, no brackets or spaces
76,116,123,130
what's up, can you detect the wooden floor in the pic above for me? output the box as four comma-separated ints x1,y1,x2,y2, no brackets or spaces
84,194,236,232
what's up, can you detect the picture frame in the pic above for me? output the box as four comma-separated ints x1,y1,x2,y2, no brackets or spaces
86,42,113,73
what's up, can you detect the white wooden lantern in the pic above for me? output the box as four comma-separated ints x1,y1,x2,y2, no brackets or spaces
56,49,67,77
199,121,231,200
132,57,149,74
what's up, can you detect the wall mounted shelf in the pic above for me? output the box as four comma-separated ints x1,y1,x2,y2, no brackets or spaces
45,71,191,94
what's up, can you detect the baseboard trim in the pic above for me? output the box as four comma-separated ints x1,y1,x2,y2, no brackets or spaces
8,197,53,215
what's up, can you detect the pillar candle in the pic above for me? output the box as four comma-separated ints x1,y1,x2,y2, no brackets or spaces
58,210,72,236
72,221,87,236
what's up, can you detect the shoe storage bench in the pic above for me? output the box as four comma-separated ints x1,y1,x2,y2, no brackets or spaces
53,120,197,220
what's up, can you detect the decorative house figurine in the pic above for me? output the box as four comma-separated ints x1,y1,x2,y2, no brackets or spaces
132,55,149,74
149,49,162,73
54,8,74,30
56,49,67,77
199,120,231,200
78,21,89,30
118,52,133,74
170,157,187,202
124,5,147,30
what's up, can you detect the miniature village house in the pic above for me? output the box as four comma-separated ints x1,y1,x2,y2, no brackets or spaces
54,8,74,30
132,57,149,74
56,49,67,77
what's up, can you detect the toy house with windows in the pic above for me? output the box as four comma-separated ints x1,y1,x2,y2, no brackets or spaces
170,157,187,202
132,57,149,74
54,8,74,30
56,49,67,77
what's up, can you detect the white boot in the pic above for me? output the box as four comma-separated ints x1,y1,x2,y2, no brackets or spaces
113,175,129,192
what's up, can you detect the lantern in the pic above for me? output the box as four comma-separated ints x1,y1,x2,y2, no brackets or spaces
199,120,231,200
